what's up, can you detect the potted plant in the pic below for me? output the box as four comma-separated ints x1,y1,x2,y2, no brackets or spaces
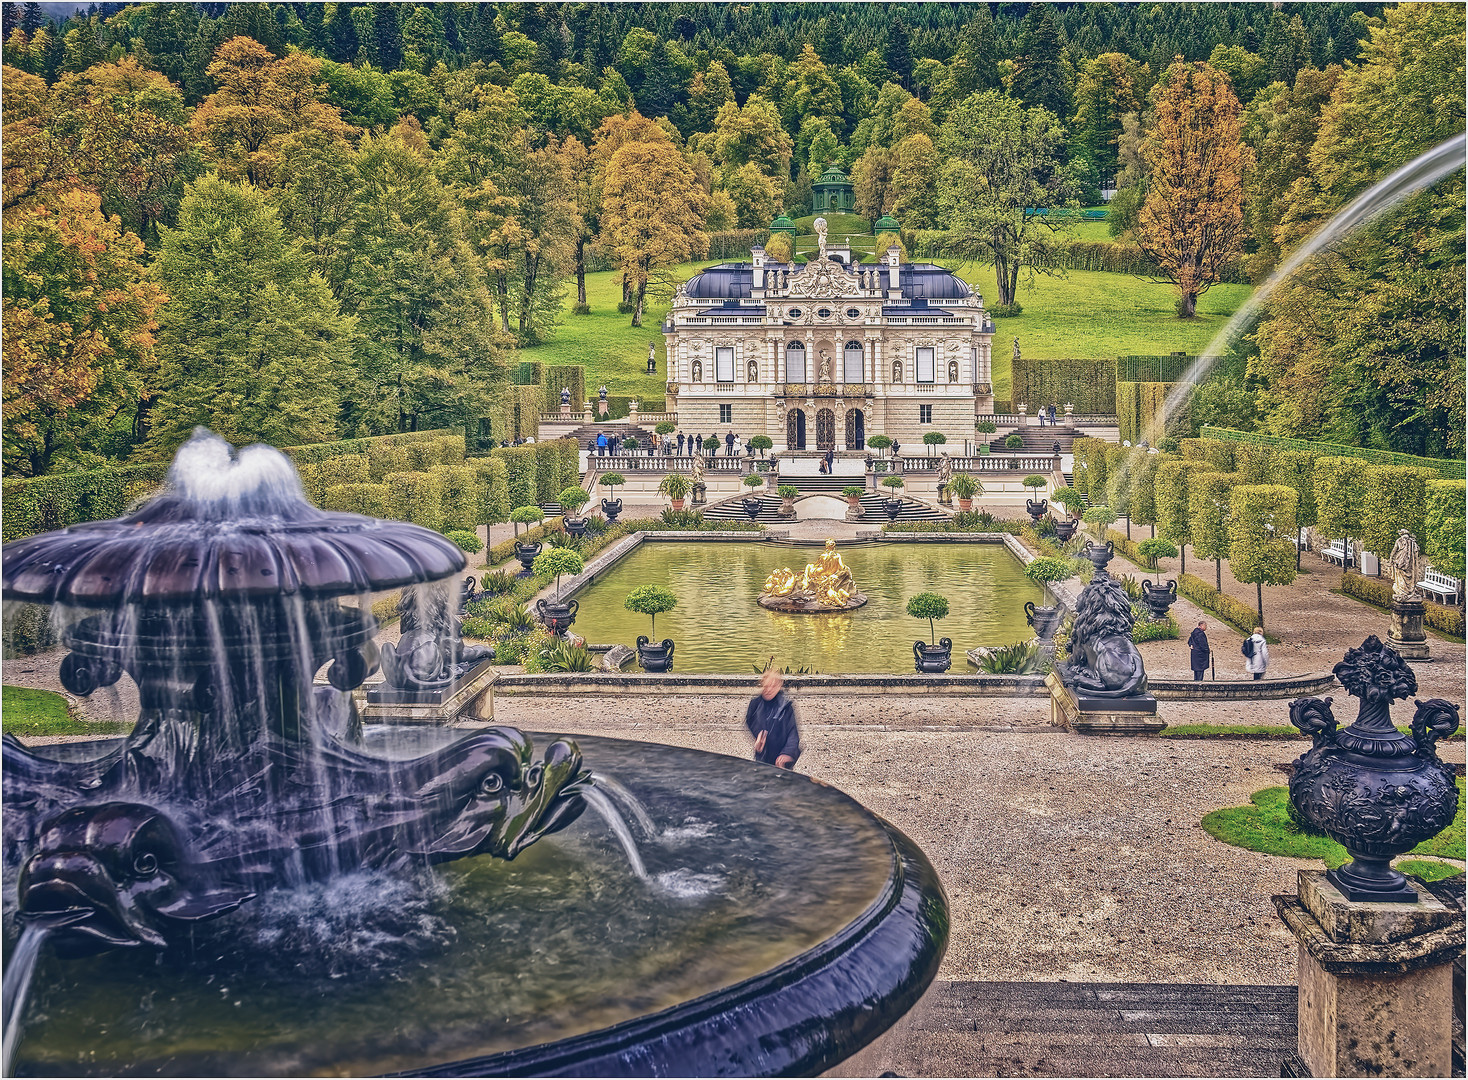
599,472,625,522
907,592,952,673
702,436,721,455
659,471,692,510
880,474,905,520
742,474,767,520
532,548,585,635
749,434,772,458
776,484,799,517
1004,433,1024,450
976,420,997,435
558,485,591,536
654,421,676,437
1049,486,1084,520
510,505,545,574
1082,503,1116,541
1022,556,1077,638
922,431,947,456
1137,537,1179,581
841,485,866,510
947,473,981,512
623,436,638,453
625,584,677,672
867,434,893,457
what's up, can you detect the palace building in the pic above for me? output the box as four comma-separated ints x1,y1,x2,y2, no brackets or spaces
662,221,996,452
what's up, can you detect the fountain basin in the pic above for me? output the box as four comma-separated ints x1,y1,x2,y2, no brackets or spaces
6,731,948,1077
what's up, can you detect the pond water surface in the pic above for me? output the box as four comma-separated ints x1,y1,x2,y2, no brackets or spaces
570,541,1041,673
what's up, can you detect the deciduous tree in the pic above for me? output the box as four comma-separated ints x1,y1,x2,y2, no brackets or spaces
1137,61,1253,318
3,189,163,476
1228,484,1298,628
1189,470,1238,590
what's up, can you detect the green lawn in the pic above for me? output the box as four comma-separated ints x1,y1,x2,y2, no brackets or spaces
522,259,1252,401
2,685,132,738
1202,783,1466,872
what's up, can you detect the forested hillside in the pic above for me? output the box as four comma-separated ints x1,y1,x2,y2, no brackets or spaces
2,1,1462,479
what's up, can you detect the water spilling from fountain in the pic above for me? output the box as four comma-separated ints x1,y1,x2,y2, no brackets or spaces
2,431,947,1075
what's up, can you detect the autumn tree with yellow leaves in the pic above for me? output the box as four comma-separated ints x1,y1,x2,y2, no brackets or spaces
1137,61,1253,318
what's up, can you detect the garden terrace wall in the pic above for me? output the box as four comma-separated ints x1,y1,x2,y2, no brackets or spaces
1200,427,1465,480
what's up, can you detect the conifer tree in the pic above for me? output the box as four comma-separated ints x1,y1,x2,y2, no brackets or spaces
148,176,353,453
1012,4,1069,119
883,14,912,90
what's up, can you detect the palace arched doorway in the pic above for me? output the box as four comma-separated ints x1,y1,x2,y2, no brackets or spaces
786,409,806,450
816,408,836,450
844,408,865,450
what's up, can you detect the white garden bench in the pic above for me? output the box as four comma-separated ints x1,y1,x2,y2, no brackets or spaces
1322,541,1353,567
1419,568,1463,605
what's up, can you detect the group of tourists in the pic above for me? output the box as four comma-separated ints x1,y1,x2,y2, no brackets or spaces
1035,404,1060,426
1185,621,1270,681
588,430,751,458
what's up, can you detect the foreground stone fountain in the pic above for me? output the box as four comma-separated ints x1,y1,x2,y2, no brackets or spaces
2,434,947,1076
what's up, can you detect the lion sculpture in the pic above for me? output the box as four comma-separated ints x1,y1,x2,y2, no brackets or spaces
1057,571,1147,698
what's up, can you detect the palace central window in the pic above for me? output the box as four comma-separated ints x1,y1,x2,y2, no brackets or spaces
915,347,935,384
715,347,734,383
719,403,732,424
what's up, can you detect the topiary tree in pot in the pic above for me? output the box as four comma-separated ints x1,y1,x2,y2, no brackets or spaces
659,471,692,510
532,547,586,635
1004,433,1024,450
558,485,592,535
1137,537,1179,582
880,474,905,521
947,473,981,511
1050,486,1084,519
654,421,676,436
598,472,625,522
749,434,772,457
1082,503,1117,541
625,584,678,672
842,485,866,508
867,434,893,456
702,436,721,454
923,432,947,455
907,592,952,672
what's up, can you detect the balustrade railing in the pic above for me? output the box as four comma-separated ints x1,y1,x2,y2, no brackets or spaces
898,455,1060,473
588,453,746,472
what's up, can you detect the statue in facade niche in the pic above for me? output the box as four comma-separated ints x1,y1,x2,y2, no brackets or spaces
1390,529,1424,601
818,349,833,383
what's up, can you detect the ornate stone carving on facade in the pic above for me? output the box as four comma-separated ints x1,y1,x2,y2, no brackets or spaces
787,257,858,300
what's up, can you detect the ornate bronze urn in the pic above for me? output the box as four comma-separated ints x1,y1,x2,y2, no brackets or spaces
1025,498,1049,525
1141,579,1178,619
514,539,542,574
536,597,579,636
1024,600,1062,640
1288,636,1460,902
1053,518,1079,543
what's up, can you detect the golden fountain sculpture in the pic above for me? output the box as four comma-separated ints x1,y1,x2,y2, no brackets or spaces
758,539,869,614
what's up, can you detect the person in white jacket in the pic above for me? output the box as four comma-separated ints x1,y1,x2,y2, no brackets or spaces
1244,626,1269,680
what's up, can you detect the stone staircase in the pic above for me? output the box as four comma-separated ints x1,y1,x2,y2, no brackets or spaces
565,421,656,448
990,426,1082,455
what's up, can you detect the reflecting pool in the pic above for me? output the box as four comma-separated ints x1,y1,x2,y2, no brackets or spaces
571,541,1042,673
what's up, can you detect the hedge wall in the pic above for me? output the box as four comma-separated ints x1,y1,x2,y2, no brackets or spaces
1117,355,1197,383
1180,438,1235,473
368,440,413,481
473,457,511,526
1342,571,1465,636
281,428,458,466
493,445,539,510
706,229,766,259
1200,427,1465,480
1116,381,1178,444
433,464,480,532
1360,465,1434,558
542,365,587,413
534,441,562,503
1010,358,1116,415
514,361,543,386
1234,443,1275,485
323,483,391,517
383,471,444,531
1424,480,1466,579
2,462,169,543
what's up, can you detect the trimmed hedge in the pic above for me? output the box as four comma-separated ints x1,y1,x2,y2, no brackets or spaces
1180,438,1235,473
2,463,169,543
1010,358,1116,415
1177,572,1264,636
281,428,458,466
1360,465,1433,559
1116,380,1179,444
1200,427,1465,480
543,365,586,414
323,483,391,517
1119,355,1197,383
1342,571,1465,637
433,464,480,532
494,445,539,510
384,471,444,531
368,440,413,480
534,441,562,504
1424,480,1466,578
473,457,511,526
1234,443,1275,485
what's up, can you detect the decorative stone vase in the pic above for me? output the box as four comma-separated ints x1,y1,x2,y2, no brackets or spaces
780,497,796,517
564,516,589,538
1287,636,1461,902
536,597,580,636
637,636,675,673
884,498,904,522
1024,601,1062,640
913,639,953,674
515,540,542,575
742,497,765,522
1078,539,1115,573
847,494,862,510
600,498,622,524
1141,579,1178,620
1025,499,1048,525
1053,519,1078,543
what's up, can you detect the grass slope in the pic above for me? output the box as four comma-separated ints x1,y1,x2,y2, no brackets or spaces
522,259,1252,401
1202,782,1466,876
2,685,132,737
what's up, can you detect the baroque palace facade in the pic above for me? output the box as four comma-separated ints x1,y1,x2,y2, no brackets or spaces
663,225,997,452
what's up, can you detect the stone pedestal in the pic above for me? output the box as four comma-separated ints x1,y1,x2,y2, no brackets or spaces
582,403,593,424
1388,597,1431,661
1044,672,1163,734
1273,870,1463,1077
361,661,497,725
598,399,608,417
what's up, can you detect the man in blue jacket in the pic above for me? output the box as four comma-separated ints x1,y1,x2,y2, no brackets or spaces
745,669,801,769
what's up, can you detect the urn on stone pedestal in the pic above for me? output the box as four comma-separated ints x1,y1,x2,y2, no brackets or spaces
913,639,953,673
1078,539,1115,573
1024,601,1062,640
514,540,542,575
1287,637,1460,902
742,497,765,522
636,636,675,673
563,517,589,538
600,497,623,524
